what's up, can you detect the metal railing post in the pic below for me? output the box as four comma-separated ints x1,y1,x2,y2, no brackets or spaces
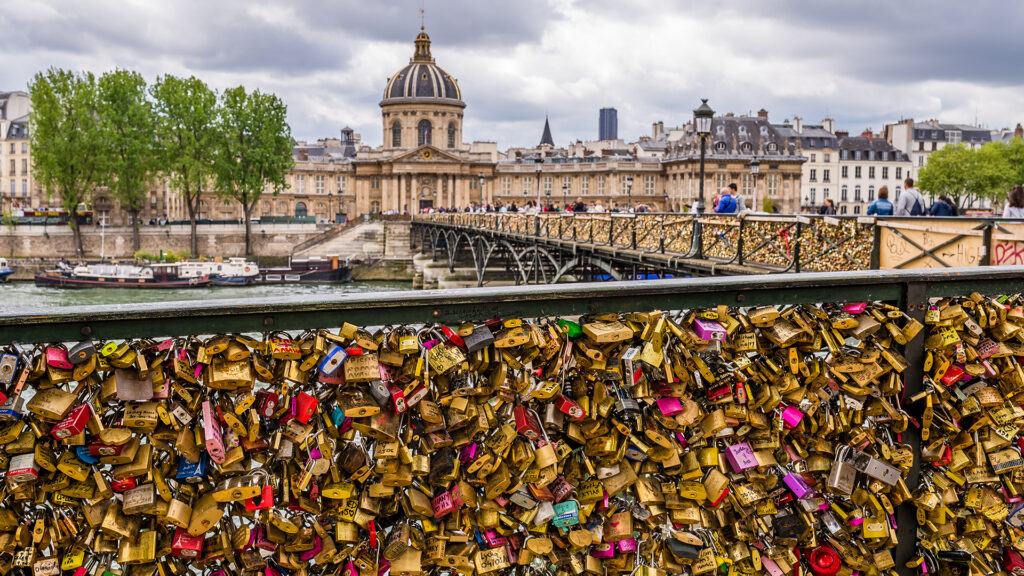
794,221,802,273
631,216,637,250
870,221,882,270
983,221,994,266
737,218,745,266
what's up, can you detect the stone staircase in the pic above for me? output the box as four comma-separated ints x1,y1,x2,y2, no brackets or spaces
293,221,385,260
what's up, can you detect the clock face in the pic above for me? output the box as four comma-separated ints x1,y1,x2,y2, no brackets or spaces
421,150,432,160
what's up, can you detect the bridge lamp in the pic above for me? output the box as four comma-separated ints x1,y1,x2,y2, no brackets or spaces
478,174,485,206
534,156,543,209
562,182,570,212
692,98,714,259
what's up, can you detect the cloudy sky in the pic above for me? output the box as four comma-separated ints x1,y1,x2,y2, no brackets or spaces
2,1,1022,149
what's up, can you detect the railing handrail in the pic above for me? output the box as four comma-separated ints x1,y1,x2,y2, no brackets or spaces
4,267,1024,345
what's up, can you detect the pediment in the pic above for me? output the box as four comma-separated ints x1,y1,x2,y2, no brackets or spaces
390,145,463,163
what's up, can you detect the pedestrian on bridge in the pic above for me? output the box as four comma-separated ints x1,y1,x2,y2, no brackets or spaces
715,187,738,214
867,187,894,215
895,178,926,216
1003,186,1024,218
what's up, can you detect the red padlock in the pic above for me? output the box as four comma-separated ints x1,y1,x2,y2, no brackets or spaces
441,326,465,348
171,528,205,558
110,476,138,493
385,381,407,414
88,437,123,457
513,405,542,440
554,394,586,421
295,391,318,424
51,404,92,440
245,484,275,511
808,545,842,576
1005,548,1024,576
255,390,279,418
45,346,73,370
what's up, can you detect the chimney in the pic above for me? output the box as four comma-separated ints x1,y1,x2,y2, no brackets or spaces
652,121,664,140
822,118,835,134
835,130,849,139
1016,123,1023,139
861,129,873,141
757,109,768,119
793,117,803,134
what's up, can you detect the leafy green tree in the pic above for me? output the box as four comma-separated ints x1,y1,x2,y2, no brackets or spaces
151,75,219,257
212,86,294,255
28,68,104,259
997,137,1024,189
98,69,157,252
919,143,1016,210
761,197,775,213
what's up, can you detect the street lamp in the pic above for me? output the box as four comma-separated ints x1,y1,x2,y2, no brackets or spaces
478,174,485,209
749,157,760,213
692,98,714,258
562,182,570,212
625,175,634,212
663,193,669,213
534,156,543,212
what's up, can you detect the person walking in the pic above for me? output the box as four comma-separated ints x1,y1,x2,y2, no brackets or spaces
929,195,956,216
818,199,837,215
866,187,894,215
1004,185,1024,218
715,187,738,214
895,178,925,216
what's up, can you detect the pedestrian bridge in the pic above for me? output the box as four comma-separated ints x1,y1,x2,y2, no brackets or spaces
412,212,1024,285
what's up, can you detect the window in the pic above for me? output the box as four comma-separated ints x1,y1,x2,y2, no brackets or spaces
21,180,27,196
644,175,655,195
868,186,875,201
946,130,961,144
597,176,605,196
715,173,727,192
810,154,816,163
522,177,533,196
918,157,924,167
841,185,848,201
295,202,307,218
853,206,861,214
809,169,817,182
824,188,830,198
741,173,752,195
854,166,861,179
315,175,325,194
338,176,346,192
371,176,380,189
21,143,27,154
8,180,13,196
296,174,305,194
7,143,12,154
392,121,401,147
417,120,431,146
841,166,848,178
581,176,589,196
8,160,13,175
620,177,631,196
918,142,925,151
370,201,380,213
766,174,779,196
562,176,571,196
823,169,830,183
21,159,26,174
895,186,902,200
931,142,937,151
882,167,888,180
543,176,552,197
810,188,816,204
469,177,477,190
501,177,511,196
447,122,456,148
854,186,861,202
824,153,831,162
840,205,847,214
896,167,902,180
868,166,875,179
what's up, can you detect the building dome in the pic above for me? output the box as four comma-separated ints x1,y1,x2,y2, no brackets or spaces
382,28,463,104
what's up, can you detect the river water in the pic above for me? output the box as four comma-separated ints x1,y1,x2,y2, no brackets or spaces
0,280,414,311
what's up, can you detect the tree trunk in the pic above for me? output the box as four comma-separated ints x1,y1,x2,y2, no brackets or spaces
71,214,85,260
243,203,253,256
186,188,199,258
131,208,141,253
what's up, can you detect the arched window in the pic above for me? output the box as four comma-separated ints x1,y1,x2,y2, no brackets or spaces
418,120,432,146
841,185,848,201
392,121,401,147
447,122,456,148
868,186,875,201
854,185,861,202
295,202,307,218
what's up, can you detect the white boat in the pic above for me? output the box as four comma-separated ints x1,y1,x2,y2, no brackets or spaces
0,259,14,282
176,258,260,283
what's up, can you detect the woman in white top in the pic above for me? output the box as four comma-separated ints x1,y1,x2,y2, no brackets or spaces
1004,185,1024,218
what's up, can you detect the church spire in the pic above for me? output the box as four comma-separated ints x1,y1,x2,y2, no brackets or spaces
540,116,554,147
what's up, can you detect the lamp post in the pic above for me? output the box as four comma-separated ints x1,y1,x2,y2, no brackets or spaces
663,193,669,213
692,98,714,258
562,182,570,212
625,175,634,212
534,157,543,212
478,174,485,209
749,157,760,213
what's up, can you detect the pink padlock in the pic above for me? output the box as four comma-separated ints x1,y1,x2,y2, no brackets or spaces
780,405,804,428
692,318,726,342
656,397,683,417
431,491,454,518
843,302,867,314
724,442,758,473
590,543,616,558
761,557,785,576
483,529,508,548
617,539,638,553
45,346,73,370
202,401,225,463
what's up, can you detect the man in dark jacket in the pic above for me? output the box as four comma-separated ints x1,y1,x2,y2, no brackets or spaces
929,196,957,216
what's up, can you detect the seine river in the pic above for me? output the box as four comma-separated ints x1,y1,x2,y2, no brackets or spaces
0,280,413,311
